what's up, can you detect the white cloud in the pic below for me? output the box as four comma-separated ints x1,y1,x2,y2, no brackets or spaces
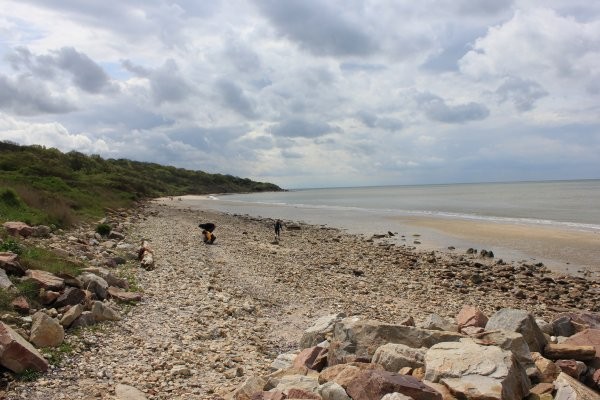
0,1,598,188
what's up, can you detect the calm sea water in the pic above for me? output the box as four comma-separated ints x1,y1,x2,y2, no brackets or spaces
202,180,600,233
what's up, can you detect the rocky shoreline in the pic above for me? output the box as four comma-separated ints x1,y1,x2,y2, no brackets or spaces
1,200,599,399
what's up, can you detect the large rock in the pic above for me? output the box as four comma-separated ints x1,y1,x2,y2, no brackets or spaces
231,376,267,400
108,286,142,302
319,362,383,388
485,308,547,353
80,273,108,300
372,343,427,372
24,269,65,291
91,301,121,322
270,352,298,372
456,305,488,329
0,252,26,276
0,268,14,289
30,311,64,347
274,374,320,394
475,330,537,377
300,313,346,349
531,352,561,383
54,287,86,308
70,311,97,329
60,304,84,327
553,312,600,333
563,329,600,369
0,322,48,373
345,370,442,400
424,339,530,400
329,317,463,365
318,381,351,400
544,343,596,361
293,346,328,371
554,372,600,400
418,314,458,332
2,222,34,238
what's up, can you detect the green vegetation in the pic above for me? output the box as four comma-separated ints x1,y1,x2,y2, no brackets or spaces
44,341,74,366
19,246,84,276
0,141,281,227
95,223,111,236
16,369,42,382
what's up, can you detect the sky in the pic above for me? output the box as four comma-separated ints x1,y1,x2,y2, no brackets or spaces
0,1,599,189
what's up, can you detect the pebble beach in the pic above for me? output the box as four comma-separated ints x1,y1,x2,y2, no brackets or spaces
3,199,599,399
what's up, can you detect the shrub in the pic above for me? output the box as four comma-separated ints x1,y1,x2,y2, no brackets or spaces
0,238,24,254
96,223,111,236
0,188,21,207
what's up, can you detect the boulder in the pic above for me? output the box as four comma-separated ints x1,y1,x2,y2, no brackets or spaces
270,352,298,372
485,308,547,353
54,287,86,308
108,286,142,302
553,312,600,332
300,313,346,349
0,268,14,289
91,301,121,322
475,330,537,376
381,394,416,400
287,388,321,399
554,372,600,400
55,272,82,288
329,317,463,365
39,289,60,305
293,346,329,371
70,311,97,329
115,383,148,400
80,273,108,300
372,343,427,372
555,359,587,380
29,311,64,347
418,314,458,332
24,269,65,291
0,252,26,276
531,352,561,383
60,304,83,327
2,222,34,238
251,391,286,400
424,339,530,400
319,363,383,388
345,370,442,400
544,343,596,361
0,322,48,373
274,374,320,394
456,305,488,329
31,225,51,238
563,329,600,368
317,381,351,400
11,296,30,314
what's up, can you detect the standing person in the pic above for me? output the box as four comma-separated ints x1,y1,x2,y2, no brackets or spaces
274,219,283,240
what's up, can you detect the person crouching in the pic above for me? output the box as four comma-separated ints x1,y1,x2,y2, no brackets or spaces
202,229,216,244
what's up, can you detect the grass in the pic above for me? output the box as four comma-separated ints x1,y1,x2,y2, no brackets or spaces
15,369,42,382
44,341,74,366
19,247,83,276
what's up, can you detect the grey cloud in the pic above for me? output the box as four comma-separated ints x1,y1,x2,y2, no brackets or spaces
270,117,341,138
151,59,191,104
0,74,75,115
254,0,377,56
418,93,489,123
356,111,403,131
121,59,151,77
281,149,303,159
455,0,514,16
6,46,111,94
340,62,386,72
496,76,548,112
216,79,257,119
223,40,261,73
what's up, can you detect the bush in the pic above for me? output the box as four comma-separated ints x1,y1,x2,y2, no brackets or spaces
96,223,111,236
0,238,23,254
0,189,21,207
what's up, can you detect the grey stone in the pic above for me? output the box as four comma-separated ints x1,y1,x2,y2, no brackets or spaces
418,314,458,332
300,313,346,349
554,372,600,399
485,308,547,353
60,304,83,328
80,273,108,300
424,339,530,400
91,301,121,322
318,381,351,400
115,384,148,400
0,269,14,290
29,311,64,348
372,343,427,372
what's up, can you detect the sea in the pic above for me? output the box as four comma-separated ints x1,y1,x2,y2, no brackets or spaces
180,179,600,276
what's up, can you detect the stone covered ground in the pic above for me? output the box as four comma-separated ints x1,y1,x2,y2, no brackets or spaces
2,200,599,399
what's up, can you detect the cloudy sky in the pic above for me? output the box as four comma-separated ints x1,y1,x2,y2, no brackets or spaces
1,1,599,188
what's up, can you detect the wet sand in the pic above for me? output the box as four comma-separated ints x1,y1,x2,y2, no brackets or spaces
398,216,600,278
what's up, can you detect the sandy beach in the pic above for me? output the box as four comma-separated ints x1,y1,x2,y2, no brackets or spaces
5,199,599,399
